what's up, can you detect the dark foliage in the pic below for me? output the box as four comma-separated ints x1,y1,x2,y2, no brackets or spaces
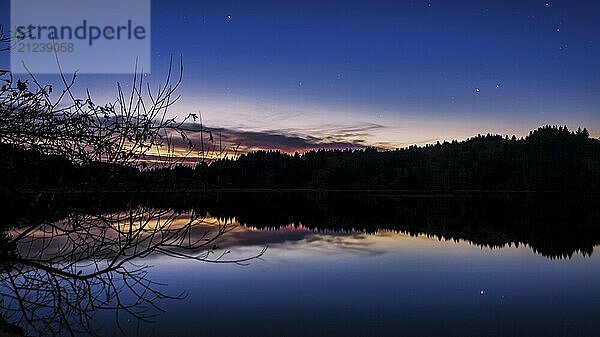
2,125,599,192
204,126,599,191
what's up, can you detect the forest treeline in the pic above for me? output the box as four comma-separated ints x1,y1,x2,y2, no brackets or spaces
1,125,599,192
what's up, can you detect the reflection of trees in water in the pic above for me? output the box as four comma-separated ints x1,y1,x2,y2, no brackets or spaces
7,191,600,260
0,205,264,337
61,191,597,260
201,192,599,259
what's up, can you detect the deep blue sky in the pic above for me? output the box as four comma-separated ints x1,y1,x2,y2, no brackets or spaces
2,0,599,150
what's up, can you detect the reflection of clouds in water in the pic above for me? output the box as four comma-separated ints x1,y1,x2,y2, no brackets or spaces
17,210,464,262
301,232,387,257
229,228,394,257
147,216,441,257
202,222,387,257
223,227,313,247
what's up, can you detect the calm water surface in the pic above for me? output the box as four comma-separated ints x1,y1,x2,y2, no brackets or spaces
116,223,600,337
4,193,600,336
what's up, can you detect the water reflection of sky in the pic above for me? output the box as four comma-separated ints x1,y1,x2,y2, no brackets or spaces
103,222,600,337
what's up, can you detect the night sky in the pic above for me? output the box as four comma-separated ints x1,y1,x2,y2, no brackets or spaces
2,0,599,152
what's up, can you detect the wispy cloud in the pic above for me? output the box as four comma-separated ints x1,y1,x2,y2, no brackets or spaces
178,122,388,154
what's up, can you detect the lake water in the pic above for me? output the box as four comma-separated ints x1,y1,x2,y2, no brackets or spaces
2,192,600,336
145,230,600,337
